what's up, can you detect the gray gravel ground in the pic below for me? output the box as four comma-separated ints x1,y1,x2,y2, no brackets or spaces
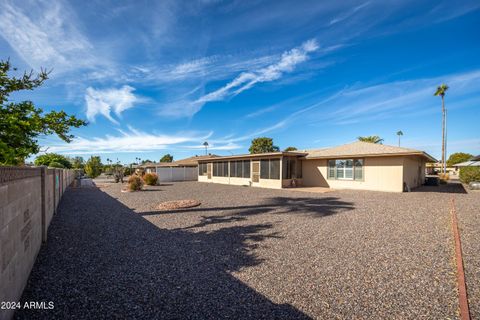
15,180,465,319
454,188,480,319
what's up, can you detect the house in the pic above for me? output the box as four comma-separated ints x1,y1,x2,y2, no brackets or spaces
198,141,436,192
140,155,218,182
454,154,480,168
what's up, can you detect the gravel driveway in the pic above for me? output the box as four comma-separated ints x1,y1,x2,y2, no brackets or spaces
15,180,474,319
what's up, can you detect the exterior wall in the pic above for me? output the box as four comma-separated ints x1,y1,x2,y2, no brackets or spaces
253,178,282,189
402,156,426,190
302,157,405,192
155,167,198,182
0,167,75,320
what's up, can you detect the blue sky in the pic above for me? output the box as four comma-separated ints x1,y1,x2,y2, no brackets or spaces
1,0,479,164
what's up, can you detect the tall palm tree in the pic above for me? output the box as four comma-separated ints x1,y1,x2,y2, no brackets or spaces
434,84,449,175
396,130,403,147
357,135,384,144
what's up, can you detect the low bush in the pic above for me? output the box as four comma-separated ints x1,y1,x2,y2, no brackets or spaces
459,167,480,184
143,173,158,186
127,175,144,191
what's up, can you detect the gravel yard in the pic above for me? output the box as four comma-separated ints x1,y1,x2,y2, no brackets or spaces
15,180,477,319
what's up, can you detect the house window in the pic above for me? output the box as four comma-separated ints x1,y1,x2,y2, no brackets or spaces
260,159,280,180
243,160,250,178
328,159,364,180
228,160,250,178
230,161,237,177
213,162,229,177
282,157,299,179
199,163,207,176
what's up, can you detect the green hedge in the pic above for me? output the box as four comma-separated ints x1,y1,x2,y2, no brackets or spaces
459,167,480,184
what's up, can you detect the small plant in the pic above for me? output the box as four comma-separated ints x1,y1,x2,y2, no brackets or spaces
460,167,480,184
127,175,144,191
143,173,158,186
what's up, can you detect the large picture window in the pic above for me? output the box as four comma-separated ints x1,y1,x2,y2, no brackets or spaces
260,159,280,180
328,159,363,180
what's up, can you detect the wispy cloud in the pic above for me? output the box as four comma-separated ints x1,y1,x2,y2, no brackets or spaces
329,1,371,25
85,86,138,124
46,126,213,154
159,39,320,118
196,39,319,104
0,0,98,73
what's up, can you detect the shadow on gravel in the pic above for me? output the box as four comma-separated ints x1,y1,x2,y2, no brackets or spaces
142,196,354,230
16,187,311,319
414,182,467,194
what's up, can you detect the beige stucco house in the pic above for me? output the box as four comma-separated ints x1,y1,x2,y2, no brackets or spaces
197,141,436,192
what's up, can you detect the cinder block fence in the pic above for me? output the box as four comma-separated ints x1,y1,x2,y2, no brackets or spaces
0,167,75,320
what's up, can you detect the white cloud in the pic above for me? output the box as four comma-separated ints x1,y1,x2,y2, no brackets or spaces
329,1,371,25
158,39,320,118
85,86,138,124
46,127,213,154
195,39,319,105
0,0,97,73
182,142,242,151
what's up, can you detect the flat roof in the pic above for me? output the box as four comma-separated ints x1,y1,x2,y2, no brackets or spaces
197,151,307,162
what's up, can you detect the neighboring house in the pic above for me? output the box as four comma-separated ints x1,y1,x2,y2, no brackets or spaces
198,141,436,192
140,155,218,182
454,154,480,168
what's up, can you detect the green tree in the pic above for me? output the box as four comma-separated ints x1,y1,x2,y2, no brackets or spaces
70,156,85,169
434,83,449,174
284,146,298,152
34,153,72,168
0,59,86,165
141,159,154,164
447,152,473,166
85,156,102,178
357,136,384,144
249,137,280,154
160,154,173,162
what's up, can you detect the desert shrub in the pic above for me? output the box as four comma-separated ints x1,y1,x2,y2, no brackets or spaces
459,167,480,184
127,175,144,191
48,161,65,168
143,173,158,186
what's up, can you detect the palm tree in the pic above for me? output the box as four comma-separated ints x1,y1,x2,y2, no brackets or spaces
434,84,449,175
203,141,209,155
357,135,384,144
396,131,403,147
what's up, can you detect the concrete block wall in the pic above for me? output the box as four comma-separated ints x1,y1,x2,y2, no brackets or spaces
0,167,75,320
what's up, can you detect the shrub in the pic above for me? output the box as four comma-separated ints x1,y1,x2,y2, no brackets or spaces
48,161,65,168
85,156,102,178
459,167,480,184
127,175,144,191
143,173,158,186
35,153,72,168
